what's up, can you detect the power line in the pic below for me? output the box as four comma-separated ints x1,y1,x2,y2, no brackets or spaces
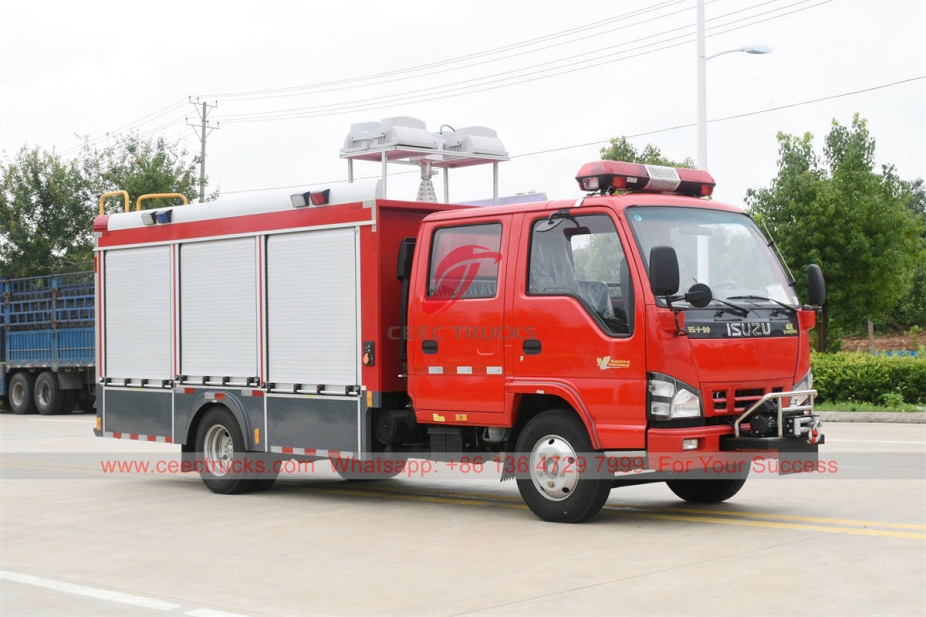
217,0,829,124
209,0,717,104
216,75,924,195
512,75,926,158
57,98,188,156
52,0,810,153
215,0,761,118
200,0,693,100
54,2,693,156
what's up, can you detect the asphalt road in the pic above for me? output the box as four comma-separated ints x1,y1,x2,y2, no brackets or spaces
1,411,924,616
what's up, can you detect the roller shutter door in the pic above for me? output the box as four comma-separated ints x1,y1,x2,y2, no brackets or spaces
180,238,258,380
104,246,171,380
267,228,358,387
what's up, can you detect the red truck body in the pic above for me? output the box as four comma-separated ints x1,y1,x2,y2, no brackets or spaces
93,160,823,523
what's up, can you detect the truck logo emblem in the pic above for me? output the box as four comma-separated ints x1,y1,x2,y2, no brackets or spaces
597,356,630,370
726,322,772,337
425,245,502,313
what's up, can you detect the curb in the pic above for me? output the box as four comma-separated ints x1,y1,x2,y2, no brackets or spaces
817,411,926,424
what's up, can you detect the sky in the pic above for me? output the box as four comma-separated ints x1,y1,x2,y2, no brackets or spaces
2,0,924,209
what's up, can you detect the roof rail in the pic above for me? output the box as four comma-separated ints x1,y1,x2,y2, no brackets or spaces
99,190,130,215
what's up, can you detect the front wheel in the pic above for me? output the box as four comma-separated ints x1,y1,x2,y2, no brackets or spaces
515,410,611,523
666,478,747,504
195,406,255,495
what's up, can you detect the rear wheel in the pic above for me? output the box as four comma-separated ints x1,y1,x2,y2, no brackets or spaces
35,371,65,415
666,478,747,504
77,389,96,413
9,372,37,415
515,410,611,523
60,390,79,414
195,406,254,495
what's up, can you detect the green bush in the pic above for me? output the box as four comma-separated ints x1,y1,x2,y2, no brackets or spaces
811,352,926,404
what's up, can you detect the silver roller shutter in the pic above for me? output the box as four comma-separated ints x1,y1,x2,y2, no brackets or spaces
180,238,258,380
104,246,172,380
267,228,358,387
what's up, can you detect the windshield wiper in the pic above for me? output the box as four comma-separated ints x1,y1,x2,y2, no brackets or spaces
710,298,751,318
727,295,798,314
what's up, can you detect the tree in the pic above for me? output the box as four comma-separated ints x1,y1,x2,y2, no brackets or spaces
600,136,694,168
83,133,213,213
0,146,95,277
747,114,925,352
884,176,926,331
1,133,213,279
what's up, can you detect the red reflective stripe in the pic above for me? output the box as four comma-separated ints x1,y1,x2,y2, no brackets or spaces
329,450,341,459
282,447,294,454
147,435,157,442
214,393,226,400
184,388,195,395
130,434,139,440
251,390,264,398
165,437,173,444
113,432,122,439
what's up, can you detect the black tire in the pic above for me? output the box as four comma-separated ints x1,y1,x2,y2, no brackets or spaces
9,372,37,415
250,477,278,492
515,410,611,523
195,406,255,495
77,389,96,413
59,390,79,414
35,371,65,415
666,478,747,504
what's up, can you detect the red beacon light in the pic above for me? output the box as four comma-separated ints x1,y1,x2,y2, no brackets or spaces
574,161,715,198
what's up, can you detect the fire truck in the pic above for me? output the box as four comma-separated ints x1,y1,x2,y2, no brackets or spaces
93,117,824,523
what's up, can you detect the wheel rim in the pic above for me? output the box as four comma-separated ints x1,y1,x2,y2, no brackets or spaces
530,434,581,502
10,381,25,408
36,381,51,408
203,424,235,477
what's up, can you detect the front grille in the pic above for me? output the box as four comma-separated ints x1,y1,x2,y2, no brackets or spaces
711,387,783,413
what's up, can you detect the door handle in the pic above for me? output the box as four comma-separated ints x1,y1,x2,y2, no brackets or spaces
522,339,542,355
422,340,439,355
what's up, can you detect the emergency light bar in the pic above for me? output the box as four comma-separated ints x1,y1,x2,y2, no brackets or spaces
574,161,715,197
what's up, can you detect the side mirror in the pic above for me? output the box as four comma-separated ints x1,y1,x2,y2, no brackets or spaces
649,246,680,297
685,282,713,308
808,264,825,306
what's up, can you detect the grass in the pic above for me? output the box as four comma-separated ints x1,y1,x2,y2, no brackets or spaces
816,400,926,413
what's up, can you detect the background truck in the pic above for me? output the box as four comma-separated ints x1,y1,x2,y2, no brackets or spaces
1,271,96,414
92,116,825,523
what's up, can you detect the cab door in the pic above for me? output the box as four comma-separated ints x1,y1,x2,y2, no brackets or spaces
409,219,509,414
510,210,647,448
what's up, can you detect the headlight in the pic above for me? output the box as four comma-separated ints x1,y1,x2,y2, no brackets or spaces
789,371,814,408
648,373,703,420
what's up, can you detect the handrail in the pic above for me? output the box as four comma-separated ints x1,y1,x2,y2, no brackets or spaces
98,190,130,215
136,193,190,211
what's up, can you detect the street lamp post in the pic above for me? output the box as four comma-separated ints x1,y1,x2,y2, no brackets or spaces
696,0,771,169
695,0,771,283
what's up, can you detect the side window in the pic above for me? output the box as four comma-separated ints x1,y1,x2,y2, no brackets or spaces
428,223,503,299
528,214,634,335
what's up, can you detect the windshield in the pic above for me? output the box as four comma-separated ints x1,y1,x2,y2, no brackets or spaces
626,206,798,306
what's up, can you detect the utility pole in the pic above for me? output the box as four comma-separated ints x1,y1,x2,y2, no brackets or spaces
187,98,219,202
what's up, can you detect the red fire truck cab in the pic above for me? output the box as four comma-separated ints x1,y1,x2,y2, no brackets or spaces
93,123,824,523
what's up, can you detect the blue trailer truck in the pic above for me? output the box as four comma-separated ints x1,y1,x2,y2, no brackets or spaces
1,271,96,414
